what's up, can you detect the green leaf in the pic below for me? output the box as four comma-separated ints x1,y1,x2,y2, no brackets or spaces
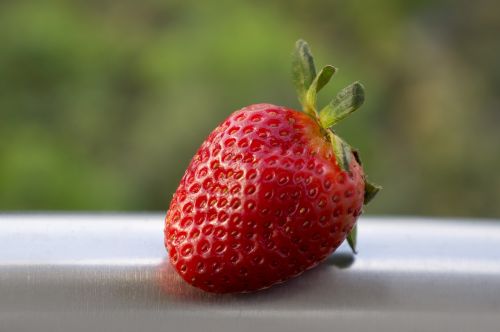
346,224,357,254
319,82,365,128
292,39,316,109
305,65,337,113
330,132,352,172
364,180,382,205
311,65,336,94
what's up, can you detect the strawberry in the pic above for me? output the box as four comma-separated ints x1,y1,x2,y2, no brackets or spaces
164,40,380,293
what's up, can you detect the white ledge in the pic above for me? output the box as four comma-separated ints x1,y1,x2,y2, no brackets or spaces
1,213,499,332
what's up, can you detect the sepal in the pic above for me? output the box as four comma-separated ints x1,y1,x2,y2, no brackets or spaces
292,39,316,112
329,131,352,173
346,224,358,254
304,65,337,115
319,82,365,128
364,180,381,205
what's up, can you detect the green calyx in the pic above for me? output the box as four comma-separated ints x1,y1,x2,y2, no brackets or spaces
292,39,366,171
292,39,381,254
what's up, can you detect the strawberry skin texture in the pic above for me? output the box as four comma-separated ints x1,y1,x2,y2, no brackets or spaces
165,103,365,293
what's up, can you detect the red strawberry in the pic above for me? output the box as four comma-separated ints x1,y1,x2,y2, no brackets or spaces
165,40,380,293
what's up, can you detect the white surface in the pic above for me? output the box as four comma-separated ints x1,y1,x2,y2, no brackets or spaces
1,213,499,331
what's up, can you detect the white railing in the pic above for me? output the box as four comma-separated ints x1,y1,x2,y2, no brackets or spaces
1,214,499,331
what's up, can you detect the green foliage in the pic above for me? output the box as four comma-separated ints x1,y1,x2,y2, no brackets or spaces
0,0,499,217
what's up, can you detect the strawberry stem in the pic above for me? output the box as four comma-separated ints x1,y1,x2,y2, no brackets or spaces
291,39,381,238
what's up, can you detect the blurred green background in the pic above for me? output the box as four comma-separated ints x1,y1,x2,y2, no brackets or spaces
0,0,499,217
